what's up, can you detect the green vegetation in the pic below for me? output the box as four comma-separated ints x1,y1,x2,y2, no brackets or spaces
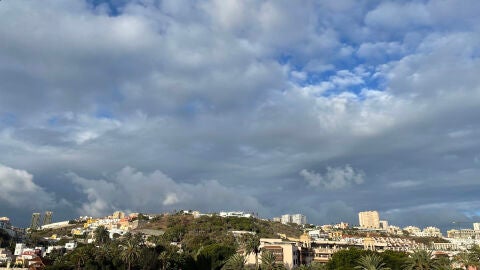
44,215,303,270
30,215,480,270
326,249,409,270
0,229,15,253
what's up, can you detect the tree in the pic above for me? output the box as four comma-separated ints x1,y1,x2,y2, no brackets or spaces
355,254,390,270
260,250,284,270
380,250,409,270
94,226,110,246
243,235,260,269
222,253,246,270
195,243,236,270
121,233,142,270
403,249,438,270
260,250,276,270
455,250,478,270
158,250,170,270
435,256,453,270
326,248,368,270
69,245,94,270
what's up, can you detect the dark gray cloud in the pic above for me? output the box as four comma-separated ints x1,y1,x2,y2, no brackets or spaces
0,0,480,229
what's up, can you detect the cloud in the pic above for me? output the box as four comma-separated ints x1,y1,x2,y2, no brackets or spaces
0,0,480,228
300,165,365,189
0,164,55,208
388,180,420,188
68,167,264,217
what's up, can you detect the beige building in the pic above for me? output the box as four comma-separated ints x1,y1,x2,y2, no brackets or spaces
245,238,303,269
358,211,380,229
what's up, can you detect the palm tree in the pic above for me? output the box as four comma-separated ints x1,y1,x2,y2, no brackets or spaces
435,256,453,270
71,246,91,270
261,250,282,270
243,235,260,269
403,249,438,270
94,225,110,246
222,253,246,270
158,250,170,270
121,236,141,270
455,251,479,270
355,254,390,270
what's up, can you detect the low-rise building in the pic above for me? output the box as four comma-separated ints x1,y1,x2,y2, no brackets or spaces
421,226,442,237
65,242,77,251
219,211,254,218
403,226,421,235
0,248,13,265
245,238,304,269
447,229,480,239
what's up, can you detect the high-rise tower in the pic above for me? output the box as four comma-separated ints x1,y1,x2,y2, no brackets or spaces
30,213,41,230
358,210,380,229
43,211,53,226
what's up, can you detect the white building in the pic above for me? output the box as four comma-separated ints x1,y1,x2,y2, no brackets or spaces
219,211,254,218
422,226,442,237
65,242,77,251
281,214,306,225
387,225,403,235
291,214,307,225
14,243,26,256
473,223,480,231
358,211,380,229
0,217,10,230
403,226,421,235
108,228,128,239
281,214,292,224
40,221,70,230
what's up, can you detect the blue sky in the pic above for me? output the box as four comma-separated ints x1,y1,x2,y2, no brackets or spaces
1,0,480,230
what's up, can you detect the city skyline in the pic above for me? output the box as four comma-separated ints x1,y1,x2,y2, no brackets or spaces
1,0,480,228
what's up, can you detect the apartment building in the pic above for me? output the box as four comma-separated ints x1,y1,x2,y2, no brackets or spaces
358,211,380,229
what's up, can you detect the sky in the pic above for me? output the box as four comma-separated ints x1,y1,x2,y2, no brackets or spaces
1,0,480,230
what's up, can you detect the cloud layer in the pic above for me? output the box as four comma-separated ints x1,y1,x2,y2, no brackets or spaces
300,165,364,189
0,0,480,228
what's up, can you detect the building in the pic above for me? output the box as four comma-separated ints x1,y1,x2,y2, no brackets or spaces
281,214,307,225
40,221,70,230
281,214,292,224
379,220,389,230
422,226,442,237
387,225,404,235
358,211,380,229
65,242,78,251
403,226,421,235
447,229,480,239
292,214,307,225
30,213,41,230
0,217,10,230
14,243,27,256
473,223,480,231
245,238,303,269
0,248,13,265
219,211,254,218
334,222,349,229
43,211,53,226
112,211,125,219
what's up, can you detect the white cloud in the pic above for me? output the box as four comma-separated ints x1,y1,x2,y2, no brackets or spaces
389,180,420,188
0,164,54,208
69,167,264,217
300,165,365,189
365,2,431,31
